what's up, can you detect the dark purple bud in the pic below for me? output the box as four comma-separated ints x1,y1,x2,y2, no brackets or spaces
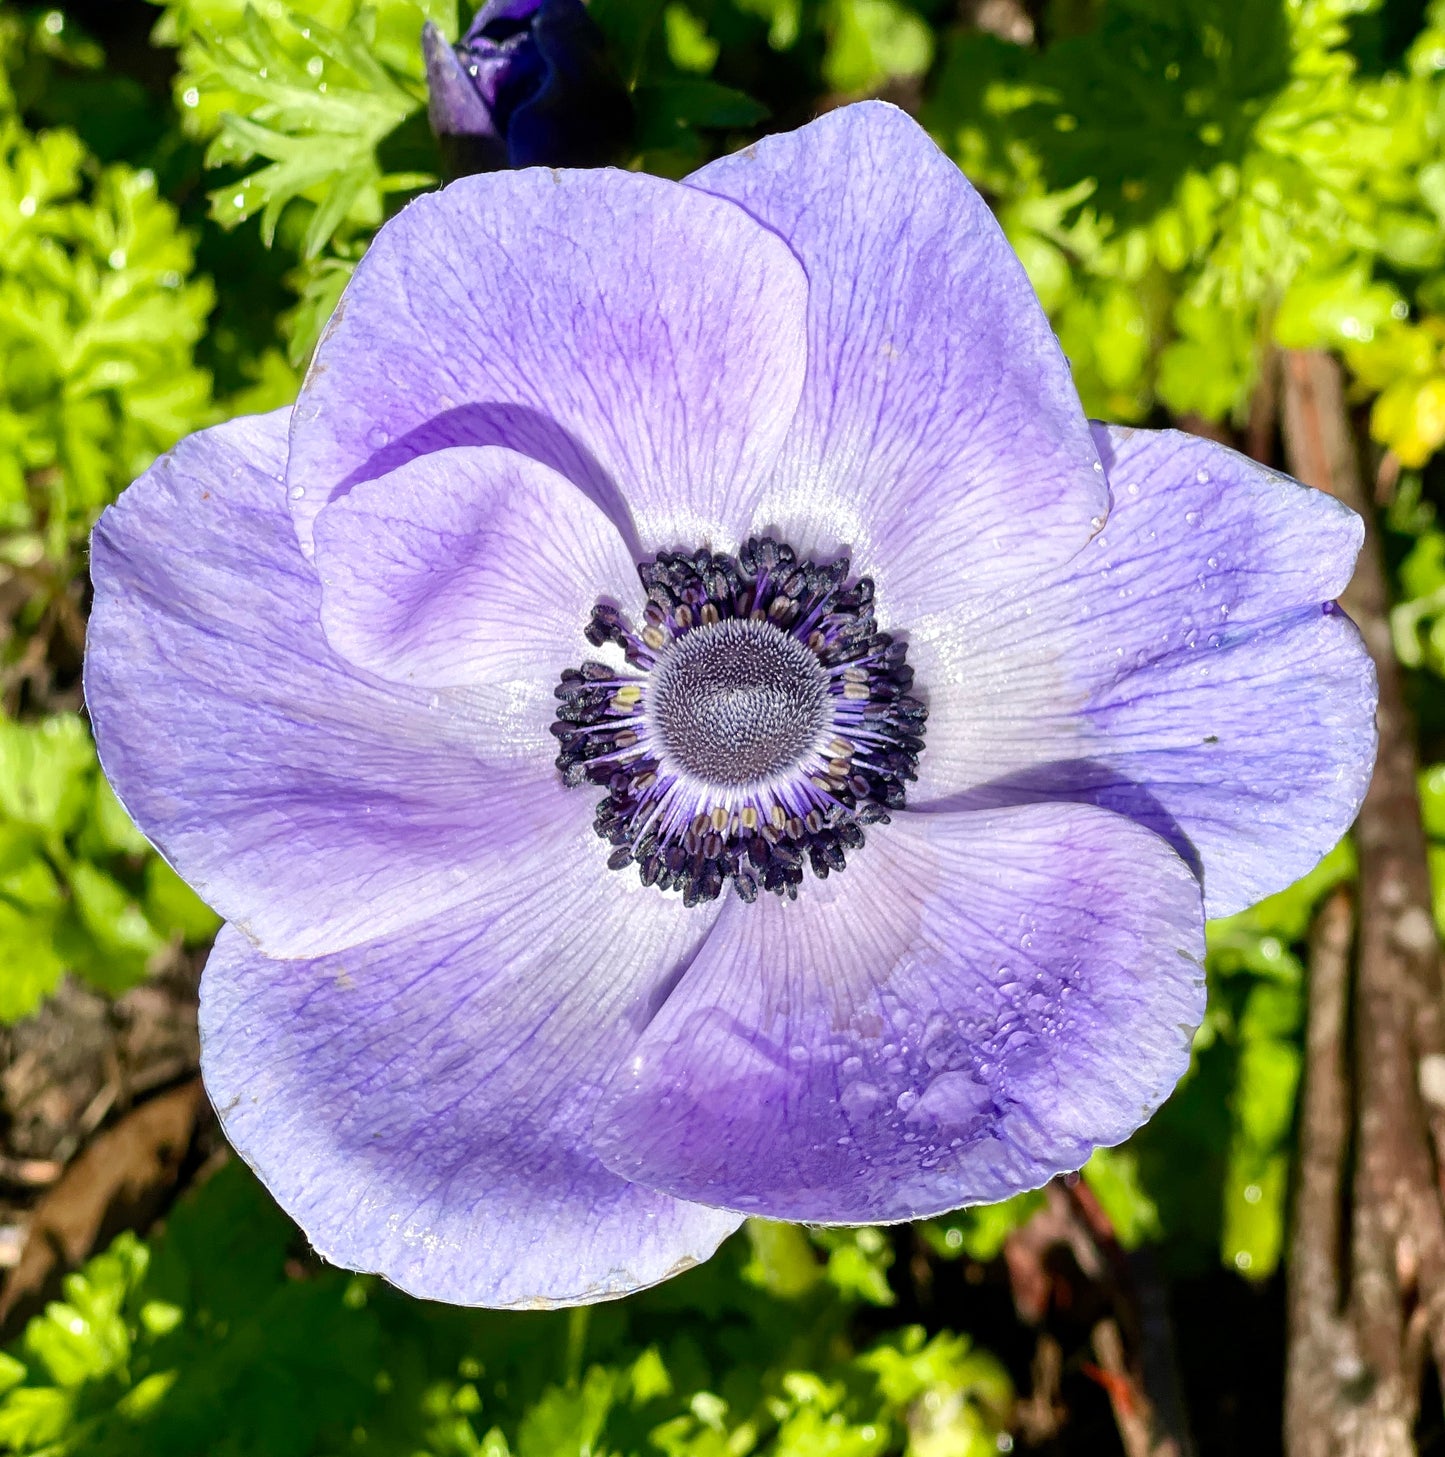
423,0,633,177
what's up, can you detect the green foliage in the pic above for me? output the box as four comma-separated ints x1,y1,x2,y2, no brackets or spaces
822,0,932,96
0,1163,1013,1456
807,1227,898,1307
926,0,1445,427
0,109,213,560
1349,316,1445,467
142,0,451,358
0,712,219,1023
157,0,450,253
920,1190,1046,1263
1386,471,1445,681
1415,763,1445,940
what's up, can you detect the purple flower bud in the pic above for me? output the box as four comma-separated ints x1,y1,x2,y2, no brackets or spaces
423,0,633,176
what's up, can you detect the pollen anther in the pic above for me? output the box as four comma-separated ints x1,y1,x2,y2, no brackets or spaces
552,537,928,904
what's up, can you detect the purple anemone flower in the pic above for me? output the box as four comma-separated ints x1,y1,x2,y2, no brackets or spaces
84,102,1376,1309
422,0,632,176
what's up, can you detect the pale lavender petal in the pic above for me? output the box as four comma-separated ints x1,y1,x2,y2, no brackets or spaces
593,802,1204,1223
286,169,808,556
314,445,638,689
201,848,737,1308
908,427,1376,917
86,411,587,958
686,101,1107,619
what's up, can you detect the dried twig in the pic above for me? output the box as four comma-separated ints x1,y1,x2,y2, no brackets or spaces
959,0,1034,44
1004,1179,1193,1456
1014,1333,1066,1445
0,1080,205,1335
1088,1316,1178,1457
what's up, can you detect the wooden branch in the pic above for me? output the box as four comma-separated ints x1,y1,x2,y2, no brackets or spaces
1280,350,1445,1452
1285,890,1356,1457
1247,347,1280,468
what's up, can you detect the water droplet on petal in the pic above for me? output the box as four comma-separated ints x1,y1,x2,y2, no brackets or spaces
841,1082,884,1119
913,1070,993,1127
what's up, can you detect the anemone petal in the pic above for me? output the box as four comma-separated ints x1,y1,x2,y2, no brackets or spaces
86,411,588,959
201,869,735,1308
593,801,1204,1223
687,101,1108,618
313,444,638,691
285,168,808,558
907,425,1376,916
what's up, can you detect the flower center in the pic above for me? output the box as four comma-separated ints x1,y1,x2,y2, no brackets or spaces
650,619,830,786
551,537,927,905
